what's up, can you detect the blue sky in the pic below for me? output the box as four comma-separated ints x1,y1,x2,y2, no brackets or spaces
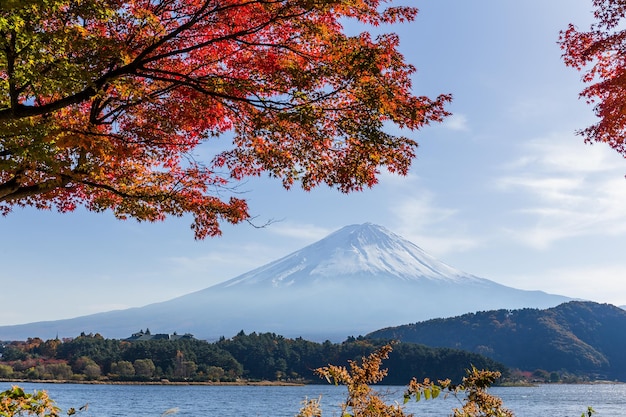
3,0,626,327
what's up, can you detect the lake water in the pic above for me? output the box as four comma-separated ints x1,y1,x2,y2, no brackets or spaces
1,382,625,417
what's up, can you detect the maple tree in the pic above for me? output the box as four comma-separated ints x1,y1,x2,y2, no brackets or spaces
0,0,450,238
560,0,626,155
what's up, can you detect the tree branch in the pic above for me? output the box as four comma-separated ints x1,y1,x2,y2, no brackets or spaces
0,173,69,201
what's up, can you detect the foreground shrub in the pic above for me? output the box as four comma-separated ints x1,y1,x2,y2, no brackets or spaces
301,344,514,417
0,386,60,416
0,386,89,417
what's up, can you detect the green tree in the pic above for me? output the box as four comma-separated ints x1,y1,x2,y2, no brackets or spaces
1,346,27,361
181,361,197,379
205,366,225,382
133,359,156,379
0,363,13,378
45,363,73,380
83,363,101,380
110,361,135,378
56,333,123,370
39,339,61,359
71,356,97,374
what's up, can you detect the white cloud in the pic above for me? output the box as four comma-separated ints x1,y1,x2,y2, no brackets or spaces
442,113,470,131
496,132,626,248
511,134,624,173
267,222,333,241
388,192,481,255
392,193,457,227
497,176,585,205
503,222,576,250
167,242,282,284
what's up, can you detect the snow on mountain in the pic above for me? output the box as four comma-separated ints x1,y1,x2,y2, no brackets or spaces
215,223,484,288
0,223,574,342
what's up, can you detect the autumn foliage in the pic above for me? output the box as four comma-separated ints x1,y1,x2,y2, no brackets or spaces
303,344,514,417
0,386,60,417
560,0,626,155
0,0,450,238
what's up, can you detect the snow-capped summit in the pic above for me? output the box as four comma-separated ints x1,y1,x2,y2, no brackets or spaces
216,223,483,289
0,223,574,342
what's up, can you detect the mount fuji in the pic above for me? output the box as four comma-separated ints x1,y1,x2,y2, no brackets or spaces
0,223,573,341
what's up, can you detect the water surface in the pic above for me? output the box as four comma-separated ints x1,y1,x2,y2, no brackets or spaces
1,382,624,416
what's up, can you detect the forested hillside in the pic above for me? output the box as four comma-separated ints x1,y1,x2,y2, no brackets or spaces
367,301,626,381
0,332,506,385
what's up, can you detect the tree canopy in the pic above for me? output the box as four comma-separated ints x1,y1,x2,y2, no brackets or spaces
0,331,507,384
0,0,450,238
560,0,626,155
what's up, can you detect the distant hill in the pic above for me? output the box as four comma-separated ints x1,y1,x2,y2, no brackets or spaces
0,224,572,342
367,301,626,381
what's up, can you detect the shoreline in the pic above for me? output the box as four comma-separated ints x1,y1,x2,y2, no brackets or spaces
3,378,624,387
0,378,307,386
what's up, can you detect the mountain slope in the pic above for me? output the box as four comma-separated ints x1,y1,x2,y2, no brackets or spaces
215,223,486,288
367,301,626,381
0,223,572,342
